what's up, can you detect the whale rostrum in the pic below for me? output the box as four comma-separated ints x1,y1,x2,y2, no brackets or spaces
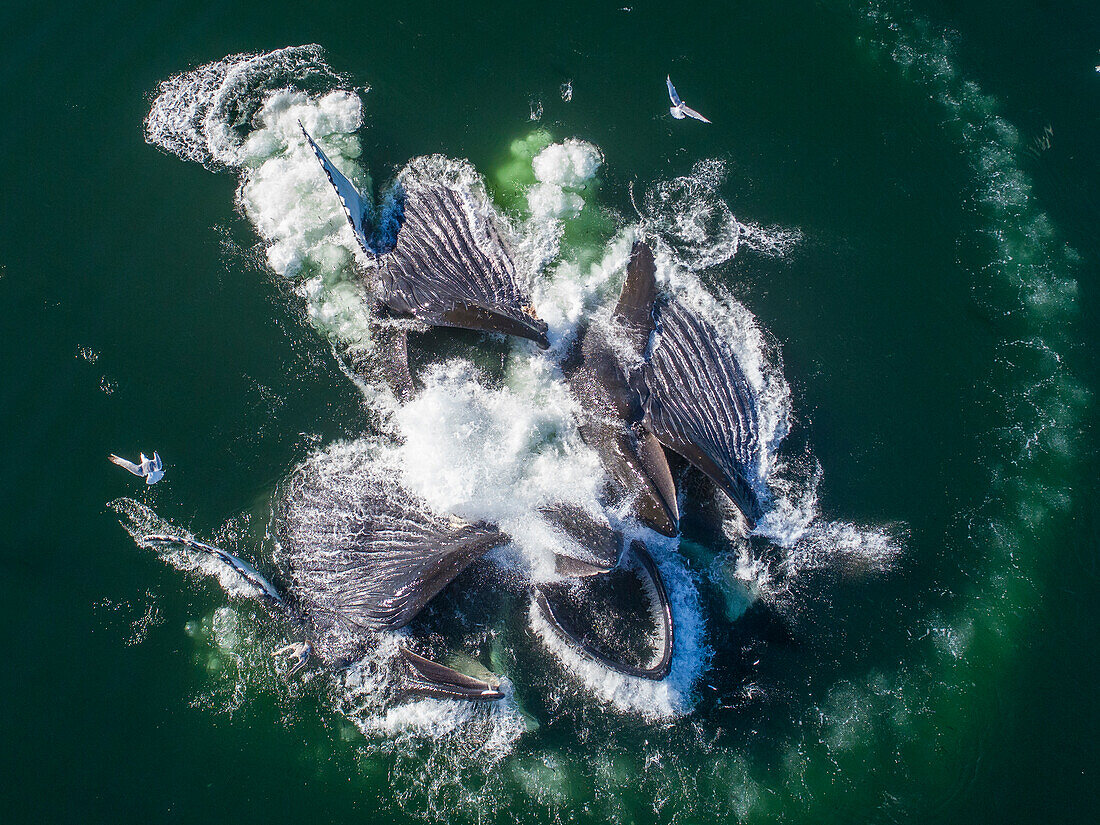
565,242,680,536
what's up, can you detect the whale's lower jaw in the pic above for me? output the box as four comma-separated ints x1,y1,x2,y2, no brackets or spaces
375,293,550,348
436,302,550,349
534,541,674,682
399,648,505,702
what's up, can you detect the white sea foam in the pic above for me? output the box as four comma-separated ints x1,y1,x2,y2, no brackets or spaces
643,159,801,272
532,227,638,352
391,358,606,581
146,47,375,351
516,139,604,276
144,45,347,168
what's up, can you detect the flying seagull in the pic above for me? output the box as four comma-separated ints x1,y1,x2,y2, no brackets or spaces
666,76,711,123
108,452,165,484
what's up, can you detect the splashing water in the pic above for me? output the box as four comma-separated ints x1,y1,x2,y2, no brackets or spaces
146,47,374,351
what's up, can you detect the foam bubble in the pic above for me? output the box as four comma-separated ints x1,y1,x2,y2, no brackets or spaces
527,184,585,221
527,140,602,221
643,159,801,271
532,140,602,188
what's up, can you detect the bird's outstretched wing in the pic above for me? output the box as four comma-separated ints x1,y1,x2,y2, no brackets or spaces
681,105,711,124
152,452,163,471
666,76,682,106
108,454,144,476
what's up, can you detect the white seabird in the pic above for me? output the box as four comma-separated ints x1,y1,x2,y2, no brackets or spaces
108,452,165,484
666,76,711,123
273,641,312,676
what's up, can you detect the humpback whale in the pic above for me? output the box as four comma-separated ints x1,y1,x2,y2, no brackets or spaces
642,298,764,527
301,126,549,359
567,241,764,531
565,242,680,536
140,527,510,702
273,445,632,650
276,451,509,643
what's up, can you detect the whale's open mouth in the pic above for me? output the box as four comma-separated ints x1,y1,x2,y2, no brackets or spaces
534,540,673,681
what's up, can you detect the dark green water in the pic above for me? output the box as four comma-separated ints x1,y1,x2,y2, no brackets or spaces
2,1,1096,823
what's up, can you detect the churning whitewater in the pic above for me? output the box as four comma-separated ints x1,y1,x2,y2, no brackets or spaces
128,41,907,809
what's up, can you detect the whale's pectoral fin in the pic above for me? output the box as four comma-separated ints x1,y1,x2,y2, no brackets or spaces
399,647,505,701
534,540,674,681
299,122,374,256
641,299,765,529
143,533,284,604
612,240,658,355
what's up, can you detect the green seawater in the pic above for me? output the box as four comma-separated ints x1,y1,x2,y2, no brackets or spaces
1,1,1096,823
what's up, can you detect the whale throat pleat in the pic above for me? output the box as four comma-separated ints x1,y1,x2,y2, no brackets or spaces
642,299,763,526
378,170,548,346
277,449,507,638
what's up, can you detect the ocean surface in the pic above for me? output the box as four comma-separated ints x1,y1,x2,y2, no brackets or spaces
1,1,1096,822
